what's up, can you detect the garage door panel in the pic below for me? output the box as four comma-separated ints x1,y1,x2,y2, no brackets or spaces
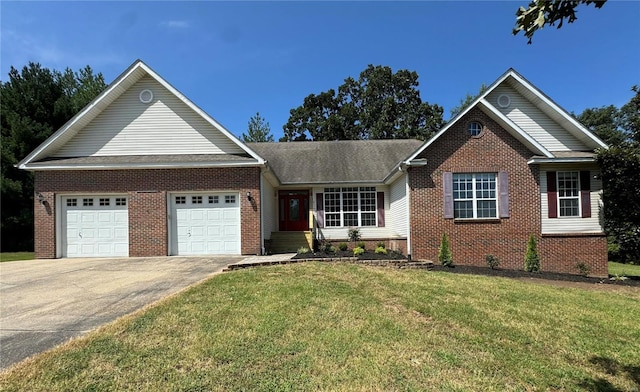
171,193,240,255
62,196,128,258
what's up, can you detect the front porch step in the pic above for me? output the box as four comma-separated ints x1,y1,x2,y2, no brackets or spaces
269,231,312,253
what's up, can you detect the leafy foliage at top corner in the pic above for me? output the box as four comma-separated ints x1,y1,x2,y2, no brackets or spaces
241,112,274,143
513,0,607,43
1,63,107,251
280,65,444,142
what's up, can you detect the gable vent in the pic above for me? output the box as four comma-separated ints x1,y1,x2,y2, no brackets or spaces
497,94,511,108
139,89,153,103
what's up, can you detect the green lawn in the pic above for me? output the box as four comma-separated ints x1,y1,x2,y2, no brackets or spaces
0,252,34,262
609,261,640,278
1,262,639,391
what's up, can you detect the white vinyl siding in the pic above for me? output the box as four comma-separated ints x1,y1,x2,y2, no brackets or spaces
388,176,408,236
51,76,244,157
487,85,586,152
312,186,404,240
262,179,276,240
541,169,603,234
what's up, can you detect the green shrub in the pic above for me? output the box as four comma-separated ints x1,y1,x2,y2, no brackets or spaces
338,242,348,251
486,254,500,269
524,234,540,272
321,242,335,253
576,262,591,276
375,246,387,255
353,247,365,256
348,228,361,242
297,247,310,254
438,234,453,267
377,242,386,249
357,241,366,250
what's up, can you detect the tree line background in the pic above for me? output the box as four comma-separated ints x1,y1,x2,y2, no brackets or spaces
2,0,638,263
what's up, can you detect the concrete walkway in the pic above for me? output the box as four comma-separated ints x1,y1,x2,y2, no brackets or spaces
0,256,241,371
225,253,297,270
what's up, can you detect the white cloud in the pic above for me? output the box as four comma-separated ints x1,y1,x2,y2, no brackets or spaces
161,20,190,29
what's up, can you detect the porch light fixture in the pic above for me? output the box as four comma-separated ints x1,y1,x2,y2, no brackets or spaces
36,192,45,205
246,191,252,201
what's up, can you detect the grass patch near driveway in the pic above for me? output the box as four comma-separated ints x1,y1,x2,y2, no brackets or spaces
609,261,640,278
1,262,639,391
0,252,34,262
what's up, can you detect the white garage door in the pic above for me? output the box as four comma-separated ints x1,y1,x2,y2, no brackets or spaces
171,193,241,255
62,196,129,257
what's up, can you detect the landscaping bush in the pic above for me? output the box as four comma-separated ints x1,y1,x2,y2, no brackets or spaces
348,228,361,242
486,254,500,270
576,262,591,277
353,247,365,256
357,241,366,250
321,242,335,253
338,242,348,251
438,233,453,267
377,242,386,249
524,234,540,272
375,246,387,255
297,247,310,254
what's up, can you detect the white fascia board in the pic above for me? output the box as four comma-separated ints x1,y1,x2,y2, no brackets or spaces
135,62,266,164
478,99,553,158
21,161,264,171
507,71,608,150
527,157,596,164
17,60,147,168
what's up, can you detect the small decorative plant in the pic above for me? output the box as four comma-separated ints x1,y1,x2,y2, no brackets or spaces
297,247,310,254
338,242,348,251
348,228,361,243
438,233,453,267
486,254,500,270
375,246,387,255
377,242,386,249
357,241,366,250
353,247,365,256
576,262,591,277
524,234,540,272
321,241,335,253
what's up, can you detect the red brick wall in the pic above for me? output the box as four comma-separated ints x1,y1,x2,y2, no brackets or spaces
540,235,608,277
408,108,607,276
33,167,261,258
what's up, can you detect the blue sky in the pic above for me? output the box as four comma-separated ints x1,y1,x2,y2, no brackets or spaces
2,1,639,141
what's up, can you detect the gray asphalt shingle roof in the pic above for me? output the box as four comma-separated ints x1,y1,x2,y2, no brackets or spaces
248,140,424,184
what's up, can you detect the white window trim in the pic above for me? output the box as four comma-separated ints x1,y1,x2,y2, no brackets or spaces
324,187,377,228
453,173,498,219
557,171,581,218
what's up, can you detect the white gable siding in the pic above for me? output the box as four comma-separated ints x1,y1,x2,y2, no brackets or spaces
540,169,604,234
52,76,244,157
388,176,408,237
487,85,587,152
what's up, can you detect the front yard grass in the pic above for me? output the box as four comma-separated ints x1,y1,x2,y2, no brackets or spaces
609,261,640,278
0,252,34,262
1,262,639,391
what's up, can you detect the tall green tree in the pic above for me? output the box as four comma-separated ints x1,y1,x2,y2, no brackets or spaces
513,0,607,43
449,83,488,119
574,105,627,146
1,63,107,251
281,65,444,142
241,112,274,143
593,86,640,263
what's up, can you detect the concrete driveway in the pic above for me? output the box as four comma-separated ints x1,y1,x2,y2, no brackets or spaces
0,256,242,370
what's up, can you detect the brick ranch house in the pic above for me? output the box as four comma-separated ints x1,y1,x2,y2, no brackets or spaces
18,60,608,276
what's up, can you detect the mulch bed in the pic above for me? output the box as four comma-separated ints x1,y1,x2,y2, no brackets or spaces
293,251,640,287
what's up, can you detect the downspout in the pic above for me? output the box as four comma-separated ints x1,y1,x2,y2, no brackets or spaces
259,169,265,255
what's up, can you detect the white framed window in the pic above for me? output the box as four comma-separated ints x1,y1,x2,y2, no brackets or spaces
83,198,94,207
99,198,110,206
225,195,236,204
175,196,186,205
209,195,219,204
467,122,483,137
453,173,497,219
323,187,377,227
66,198,77,207
115,198,127,206
557,171,580,217
192,196,203,204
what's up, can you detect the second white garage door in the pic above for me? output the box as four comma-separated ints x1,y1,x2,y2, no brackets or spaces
170,193,241,255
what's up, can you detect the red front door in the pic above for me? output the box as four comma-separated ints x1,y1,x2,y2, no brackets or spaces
279,191,309,231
